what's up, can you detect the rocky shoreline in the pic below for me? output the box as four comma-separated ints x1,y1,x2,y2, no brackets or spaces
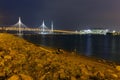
0,33,120,80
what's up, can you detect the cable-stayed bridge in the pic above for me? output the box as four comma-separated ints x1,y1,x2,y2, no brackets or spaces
0,17,76,35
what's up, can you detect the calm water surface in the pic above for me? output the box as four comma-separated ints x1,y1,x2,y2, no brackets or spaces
23,34,120,63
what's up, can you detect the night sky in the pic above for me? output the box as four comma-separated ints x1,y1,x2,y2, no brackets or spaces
0,0,120,30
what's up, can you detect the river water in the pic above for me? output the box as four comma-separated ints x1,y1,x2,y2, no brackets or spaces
22,34,120,63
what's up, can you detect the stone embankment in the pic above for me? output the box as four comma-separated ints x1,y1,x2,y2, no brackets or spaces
0,33,120,80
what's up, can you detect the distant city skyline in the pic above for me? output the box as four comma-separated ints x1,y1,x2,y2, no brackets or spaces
0,0,120,30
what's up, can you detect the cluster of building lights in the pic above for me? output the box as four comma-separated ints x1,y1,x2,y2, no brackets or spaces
78,29,110,35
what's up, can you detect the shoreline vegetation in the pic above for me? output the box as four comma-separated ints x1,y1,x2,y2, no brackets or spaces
0,33,120,80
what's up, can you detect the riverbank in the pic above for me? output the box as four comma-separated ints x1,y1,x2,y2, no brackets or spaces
0,33,120,80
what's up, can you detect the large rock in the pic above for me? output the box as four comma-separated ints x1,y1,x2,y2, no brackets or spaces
116,66,120,71
111,74,118,79
19,74,33,80
8,74,33,80
8,75,20,80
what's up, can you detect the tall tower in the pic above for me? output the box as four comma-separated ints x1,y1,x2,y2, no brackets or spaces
42,20,45,32
18,17,23,36
39,20,49,34
51,21,53,32
12,16,27,35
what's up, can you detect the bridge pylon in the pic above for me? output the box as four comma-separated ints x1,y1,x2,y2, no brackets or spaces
18,17,23,36
12,17,27,36
38,20,50,34
51,21,54,32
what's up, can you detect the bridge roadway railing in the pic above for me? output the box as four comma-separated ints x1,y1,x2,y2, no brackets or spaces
0,27,41,31
0,27,51,32
0,27,78,34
